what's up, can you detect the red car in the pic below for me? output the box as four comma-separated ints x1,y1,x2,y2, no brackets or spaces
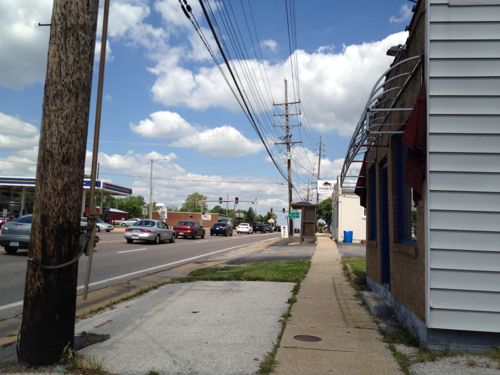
173,220,205,239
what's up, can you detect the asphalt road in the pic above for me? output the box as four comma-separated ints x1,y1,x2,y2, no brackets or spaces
0,229,280,320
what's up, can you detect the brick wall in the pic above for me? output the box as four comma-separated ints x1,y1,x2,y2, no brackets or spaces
364,0,426,321
152,211,221,229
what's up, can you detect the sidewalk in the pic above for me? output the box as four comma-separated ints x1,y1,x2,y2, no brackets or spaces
0,236,402,374
273,236,402,374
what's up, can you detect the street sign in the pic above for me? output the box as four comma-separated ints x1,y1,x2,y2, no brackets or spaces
289,211,300,219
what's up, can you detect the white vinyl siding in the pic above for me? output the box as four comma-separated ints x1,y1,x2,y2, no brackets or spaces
427,0,500,332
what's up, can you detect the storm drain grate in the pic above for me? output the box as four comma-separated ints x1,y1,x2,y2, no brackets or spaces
293,334,322,342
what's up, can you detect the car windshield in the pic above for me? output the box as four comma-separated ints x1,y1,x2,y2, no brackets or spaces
15,215,32,224
177,221,194,226
135,220,155,227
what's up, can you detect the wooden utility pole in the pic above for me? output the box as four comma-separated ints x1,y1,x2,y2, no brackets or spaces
274,79,301,236
316,136,324,204
18,0,99,365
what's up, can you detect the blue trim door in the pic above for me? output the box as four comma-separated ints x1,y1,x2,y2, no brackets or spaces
380,160,391,288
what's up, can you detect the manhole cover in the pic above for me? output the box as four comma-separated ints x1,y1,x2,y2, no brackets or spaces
293,335,322,342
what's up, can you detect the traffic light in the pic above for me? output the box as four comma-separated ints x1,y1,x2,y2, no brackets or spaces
282,208,286,213
270,208,273,213
235,197,239,204
219,197,223,204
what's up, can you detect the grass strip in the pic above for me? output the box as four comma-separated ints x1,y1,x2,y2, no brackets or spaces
341,257,367,290
180,260,311,283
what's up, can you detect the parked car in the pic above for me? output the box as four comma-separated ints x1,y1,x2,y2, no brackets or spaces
123,219,176,244
121,218,141,227
252,222,265,233
210,222,233,236
80,217,113,232
173,220,205,239
1,214,99,255
236,223,253,234
96,219,113,232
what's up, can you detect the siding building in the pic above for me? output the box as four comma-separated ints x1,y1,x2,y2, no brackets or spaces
340,0,500,349
332,180,366,243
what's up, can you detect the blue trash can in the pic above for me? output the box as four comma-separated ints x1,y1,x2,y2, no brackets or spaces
343,230,353,243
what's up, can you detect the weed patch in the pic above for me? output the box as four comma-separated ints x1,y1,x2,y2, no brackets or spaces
341,257,367,290
182,260,310,283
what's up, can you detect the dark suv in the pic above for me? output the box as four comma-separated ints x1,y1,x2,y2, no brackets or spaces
252,222,265,233
210,222,233,236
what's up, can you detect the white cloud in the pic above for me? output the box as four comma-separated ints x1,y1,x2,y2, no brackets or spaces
291,146,344,180
95,40,113,63
170,125,264,157
149,32,408,136
0,0,52,88
83,149,285,210
261,39,278,53
0,113,39,150
154,0,195,29
130,111,194,138
130,111,263,158
389,4,413,24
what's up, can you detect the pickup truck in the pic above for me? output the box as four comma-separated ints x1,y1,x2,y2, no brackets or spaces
173,220,205,239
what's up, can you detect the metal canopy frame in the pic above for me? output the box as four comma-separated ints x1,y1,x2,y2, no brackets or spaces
339,55,422,191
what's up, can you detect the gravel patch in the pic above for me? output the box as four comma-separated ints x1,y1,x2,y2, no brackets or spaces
410,355,500,375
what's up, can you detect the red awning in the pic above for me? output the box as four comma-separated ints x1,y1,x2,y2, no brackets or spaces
402,84,427,202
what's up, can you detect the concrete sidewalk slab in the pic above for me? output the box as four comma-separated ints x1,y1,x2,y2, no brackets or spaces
273,237,402,375
77,280,294,375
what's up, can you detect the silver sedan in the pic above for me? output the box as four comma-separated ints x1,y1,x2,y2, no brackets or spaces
123,219,176,244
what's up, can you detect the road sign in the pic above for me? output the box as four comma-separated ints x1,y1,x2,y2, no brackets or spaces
289,211,300,219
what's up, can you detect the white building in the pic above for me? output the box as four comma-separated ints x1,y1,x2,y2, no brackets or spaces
332,181,366,243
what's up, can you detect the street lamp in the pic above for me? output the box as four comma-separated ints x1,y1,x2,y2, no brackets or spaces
149,158,168,219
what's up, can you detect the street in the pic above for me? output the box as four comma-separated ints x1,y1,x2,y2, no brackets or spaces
0,230,280,320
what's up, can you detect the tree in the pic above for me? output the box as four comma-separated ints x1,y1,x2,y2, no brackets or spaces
211,205,226,214
114,196,146,217
180,192,207,212
18,0,99,365
245,207,256,224
317,197,333,226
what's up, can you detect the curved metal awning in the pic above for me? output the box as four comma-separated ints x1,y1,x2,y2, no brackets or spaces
339,55,422,191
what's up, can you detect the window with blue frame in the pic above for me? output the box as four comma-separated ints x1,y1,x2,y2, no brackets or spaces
395,137,417,243
368,165,377,240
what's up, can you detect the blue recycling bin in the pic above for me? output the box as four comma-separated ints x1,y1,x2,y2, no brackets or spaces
343,230,353,243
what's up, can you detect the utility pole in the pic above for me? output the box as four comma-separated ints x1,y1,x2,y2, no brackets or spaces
18,0,99,365
274,79,301,236
149,159,153,219
316,136,325,204
306,180,311,202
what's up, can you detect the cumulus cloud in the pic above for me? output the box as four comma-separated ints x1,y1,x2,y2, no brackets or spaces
130,111,194,138
0,113,39,150
261,39,278,53
291,146,344,180
170,125,264,157
131,111,263,158
83,149,283,209
0,0,52,88
389,4,413,24
149,32,408,136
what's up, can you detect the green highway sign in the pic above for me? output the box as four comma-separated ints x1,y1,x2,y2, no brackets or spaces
289,211,300,219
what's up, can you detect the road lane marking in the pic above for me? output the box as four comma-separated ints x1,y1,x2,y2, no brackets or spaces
118,248,147,254
0,237,277,312
0,301,22,311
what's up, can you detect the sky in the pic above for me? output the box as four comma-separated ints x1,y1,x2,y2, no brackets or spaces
0,0,413,223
